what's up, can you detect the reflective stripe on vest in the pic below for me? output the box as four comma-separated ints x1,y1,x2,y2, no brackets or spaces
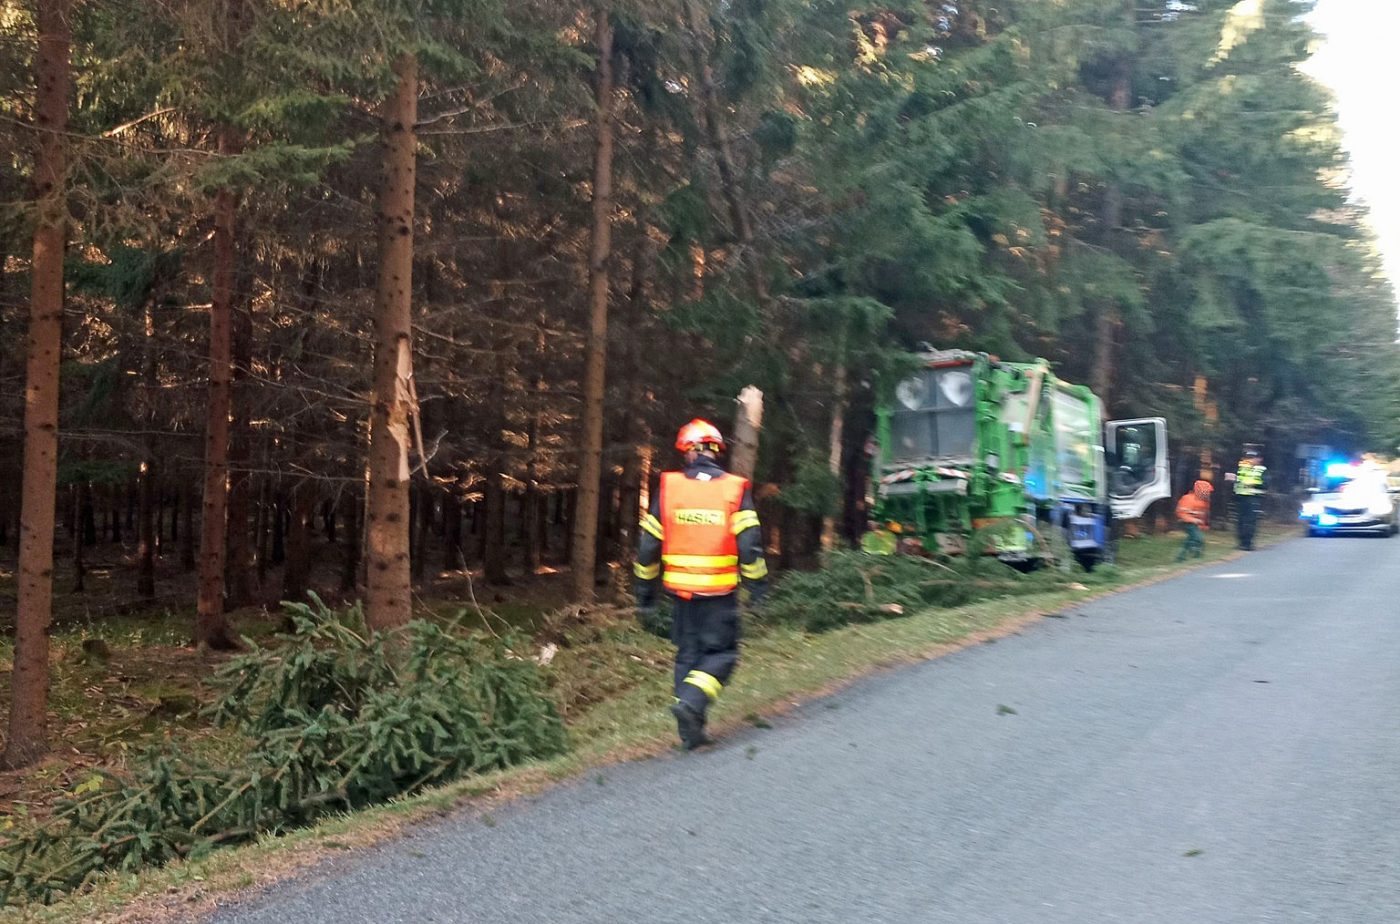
1235,462,1265,496
659,471,748,598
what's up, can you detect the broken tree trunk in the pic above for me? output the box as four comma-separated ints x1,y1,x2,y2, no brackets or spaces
730,386,764,481
364,54,419,631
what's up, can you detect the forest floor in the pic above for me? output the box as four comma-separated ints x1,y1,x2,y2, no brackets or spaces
0,521,1294,922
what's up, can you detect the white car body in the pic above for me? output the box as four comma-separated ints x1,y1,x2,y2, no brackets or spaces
1300,470,1399,536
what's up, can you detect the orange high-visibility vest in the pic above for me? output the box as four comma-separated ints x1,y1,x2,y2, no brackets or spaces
1176,493,1209,527
659,471,748,598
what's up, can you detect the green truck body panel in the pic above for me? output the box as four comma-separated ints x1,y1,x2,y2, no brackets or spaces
870,350,1110,562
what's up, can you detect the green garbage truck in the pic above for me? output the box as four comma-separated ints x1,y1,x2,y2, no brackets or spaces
864,349,1170,570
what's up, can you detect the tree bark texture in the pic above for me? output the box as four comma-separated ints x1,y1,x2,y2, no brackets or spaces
74,484,88,592
364,54,419,631
443,492,464,572
180,473,196,571
137,300,158,599
411,481,431,584
225,294,255,607
340,488,360,593
570,7,616,603
730,386,764,480
616,235,653,552
483,464,510,585
821,363,848,550
282,480,314,602
1093,11,1133,410
4,0,71,770
195,136,241,650
137,461,156,598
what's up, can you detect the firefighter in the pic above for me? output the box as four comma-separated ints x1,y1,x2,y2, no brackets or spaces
1233,446,1267,551
634,419,768,750
1175,479,1212,562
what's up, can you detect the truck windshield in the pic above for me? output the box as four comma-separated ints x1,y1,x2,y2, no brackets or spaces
887,366,977,463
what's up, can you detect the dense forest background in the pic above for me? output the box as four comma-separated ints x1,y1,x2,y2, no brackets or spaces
1,0,1396,764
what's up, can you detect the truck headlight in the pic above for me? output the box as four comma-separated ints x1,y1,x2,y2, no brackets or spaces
1370,499,1393,517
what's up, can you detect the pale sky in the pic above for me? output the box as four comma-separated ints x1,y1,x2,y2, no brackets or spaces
1304,0,1400,293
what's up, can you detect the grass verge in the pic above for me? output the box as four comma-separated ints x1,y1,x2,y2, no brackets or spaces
1,526,1289,923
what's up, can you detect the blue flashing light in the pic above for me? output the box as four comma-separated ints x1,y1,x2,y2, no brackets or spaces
1318,513,1339,526
1326,461,1356,479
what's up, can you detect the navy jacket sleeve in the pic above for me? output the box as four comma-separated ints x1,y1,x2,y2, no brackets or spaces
633,492,664,608
732,486,768,595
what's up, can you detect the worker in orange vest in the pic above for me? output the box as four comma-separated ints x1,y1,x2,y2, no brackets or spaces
635,419,768,750
1175,479,1213,562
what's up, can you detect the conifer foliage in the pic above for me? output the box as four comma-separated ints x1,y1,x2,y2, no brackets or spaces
0,0,1396,766
1,597,566,905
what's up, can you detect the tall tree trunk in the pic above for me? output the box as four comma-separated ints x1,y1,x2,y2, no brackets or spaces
411,480,433,584
730,386,764,480
443,492,464,572
108,488,121,544
282,480,314,603
225,294,254,607
483,463,510,585
137,299,158,599
570,6,616,603
521,382,542,575
137,462,156,598
683,0,767,308
271,490,286,564
364,54,419,631
1094,9,1134,409
4,0,71,768
613,238,651,557
74,485,88,593
340,487,360,594
195,127,241,650
536,491,550,559
820,363,848,550
81,489,97,547
156,484,166,554
254,474,269,585
180,473,196,572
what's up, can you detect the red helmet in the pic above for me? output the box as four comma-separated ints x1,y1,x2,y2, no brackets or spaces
675,418,725,453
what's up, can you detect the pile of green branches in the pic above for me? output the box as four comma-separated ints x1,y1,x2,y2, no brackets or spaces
759,551,1083,633
1,596,568,906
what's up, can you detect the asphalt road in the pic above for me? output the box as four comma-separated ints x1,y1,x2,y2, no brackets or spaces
213,536,1400,924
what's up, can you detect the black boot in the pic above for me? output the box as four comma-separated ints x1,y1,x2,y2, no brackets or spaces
670,700,711,750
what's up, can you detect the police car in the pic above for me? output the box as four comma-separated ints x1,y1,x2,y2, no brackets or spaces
1299,462,1399,537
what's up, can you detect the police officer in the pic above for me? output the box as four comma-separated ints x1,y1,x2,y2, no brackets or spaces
1233,446,1267,551
634,420,768,750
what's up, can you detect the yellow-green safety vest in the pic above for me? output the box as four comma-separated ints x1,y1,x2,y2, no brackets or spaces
1235,461,1266,496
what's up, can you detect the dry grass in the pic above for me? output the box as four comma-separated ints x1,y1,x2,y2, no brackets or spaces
0,525,1288,923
